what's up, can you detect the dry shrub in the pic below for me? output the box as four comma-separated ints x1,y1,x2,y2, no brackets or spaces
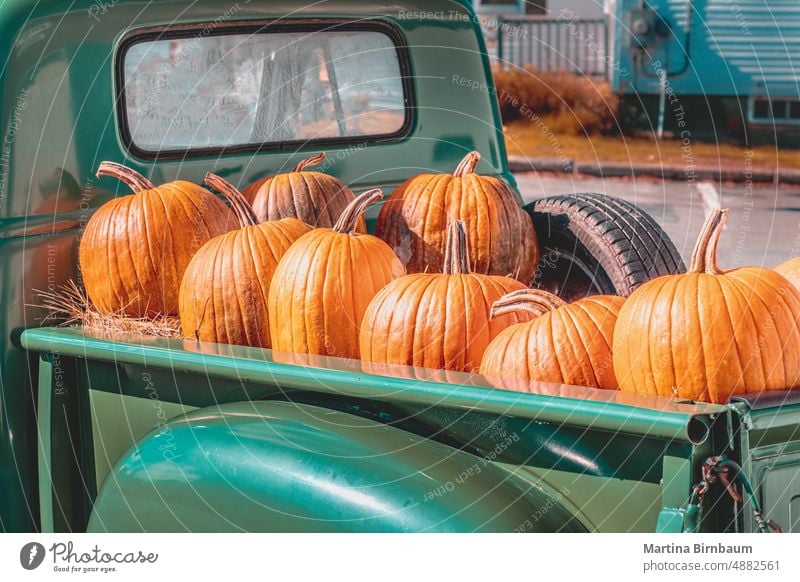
492,66,620,135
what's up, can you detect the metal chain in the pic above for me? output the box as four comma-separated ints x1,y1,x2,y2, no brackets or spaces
684,456,782,533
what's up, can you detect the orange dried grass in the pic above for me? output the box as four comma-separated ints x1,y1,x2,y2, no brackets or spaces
35,280,182,338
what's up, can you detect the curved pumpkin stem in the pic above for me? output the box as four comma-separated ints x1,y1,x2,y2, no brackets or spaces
204,173,258,228
489,289,567,320
333,188,382,234
96,161,156,192
443,220,471,275
293,152,327,172
689,208,729,275
453,151,481,177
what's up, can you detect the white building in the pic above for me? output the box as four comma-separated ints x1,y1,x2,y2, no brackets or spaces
472,0,602,18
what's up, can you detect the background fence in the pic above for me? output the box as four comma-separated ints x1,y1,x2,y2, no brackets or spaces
491,16,609,79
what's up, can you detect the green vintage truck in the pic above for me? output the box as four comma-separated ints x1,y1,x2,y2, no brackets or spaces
2,0,797,533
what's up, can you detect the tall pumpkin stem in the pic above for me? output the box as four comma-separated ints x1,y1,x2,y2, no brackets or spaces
294,152,327,173
443,220,472,275
688,208,729,275
96,161,156,192
453,151,481,177
204,173,258,228
490,289,567,320
333,188,383,234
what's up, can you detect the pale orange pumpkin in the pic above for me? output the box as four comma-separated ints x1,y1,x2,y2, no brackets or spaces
268,189,404,359
775,257,800,291
360,220,532,373
178,174,312,347
80,162,235,317
375,151,538,283
479,290,624,390
243,152,364,231
613,208,800,403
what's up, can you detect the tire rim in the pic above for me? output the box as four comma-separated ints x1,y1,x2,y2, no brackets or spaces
534,248,611,301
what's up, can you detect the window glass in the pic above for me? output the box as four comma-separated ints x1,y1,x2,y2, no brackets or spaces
122,29,407,151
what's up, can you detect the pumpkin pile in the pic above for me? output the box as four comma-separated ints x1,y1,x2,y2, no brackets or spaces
242,152,364,231
480,290,624,390
74,157,800,406
79,162,235,317
360,220,532,372
775,257,800,291
376,151,539,283
268,188,405,359
613,209,800,404
178,174,311,347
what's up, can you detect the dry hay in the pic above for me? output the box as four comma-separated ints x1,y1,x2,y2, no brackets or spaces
34,280,182,339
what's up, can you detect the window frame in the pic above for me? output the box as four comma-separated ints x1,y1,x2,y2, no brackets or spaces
748,96,800,126
115,19,415,160
473,1,526,15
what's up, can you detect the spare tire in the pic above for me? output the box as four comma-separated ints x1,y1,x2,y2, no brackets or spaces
525,193,685,300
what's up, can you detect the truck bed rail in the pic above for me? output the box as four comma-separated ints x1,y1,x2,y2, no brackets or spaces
21,327,726,444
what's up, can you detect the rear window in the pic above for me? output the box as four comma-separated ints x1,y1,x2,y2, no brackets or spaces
118,22,410,156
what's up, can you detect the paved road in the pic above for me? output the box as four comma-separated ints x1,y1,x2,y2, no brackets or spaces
514,172,800,270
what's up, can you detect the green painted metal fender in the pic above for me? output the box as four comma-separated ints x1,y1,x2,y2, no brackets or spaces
88,401,587,532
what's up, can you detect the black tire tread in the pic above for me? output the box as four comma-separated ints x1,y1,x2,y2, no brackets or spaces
526,193,685,295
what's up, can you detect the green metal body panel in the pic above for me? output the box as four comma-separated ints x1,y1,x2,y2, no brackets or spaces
502,464,663,532
22,328,723,442
89,390,193,492
731,398,800,533
87,401,586,532
22,326,739,533
0,0,510,532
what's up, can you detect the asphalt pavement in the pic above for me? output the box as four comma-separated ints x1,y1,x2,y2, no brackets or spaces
514,172,800,270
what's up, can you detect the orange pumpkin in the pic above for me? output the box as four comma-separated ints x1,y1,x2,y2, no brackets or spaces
613,208,800,403
80,162,235,317
479,290,624,390
242,152,364,231
178,174,312,347
360,220,532,373
775,257,800,291
375,151,538,283
268,188,404,359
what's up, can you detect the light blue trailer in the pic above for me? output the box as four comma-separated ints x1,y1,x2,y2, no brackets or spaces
609,0,800,124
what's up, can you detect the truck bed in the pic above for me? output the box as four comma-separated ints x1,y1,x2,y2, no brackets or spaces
21,326,726,444
25,326,774,533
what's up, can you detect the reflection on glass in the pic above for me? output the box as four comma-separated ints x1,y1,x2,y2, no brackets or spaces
124,30,406,150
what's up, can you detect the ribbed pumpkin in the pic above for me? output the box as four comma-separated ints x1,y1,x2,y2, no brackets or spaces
360,220,532,372
479,290,624,390
179,174,312,347
775,258,800,291
242,152,364,231
80,162,235,317
613,209,800,403
268,189,404,359
375,151,538,283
